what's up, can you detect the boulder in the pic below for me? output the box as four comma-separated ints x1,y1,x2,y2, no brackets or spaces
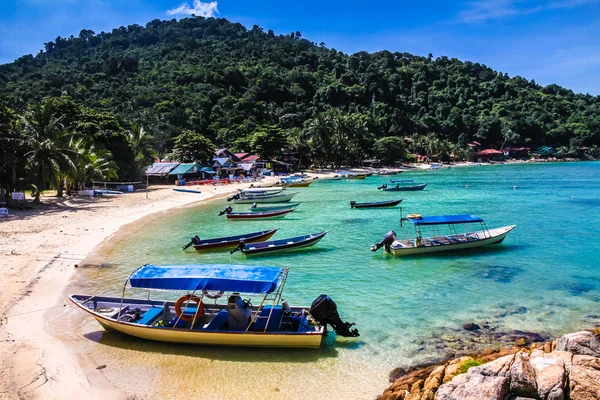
509,352,537,396
530,354,566,400
569,365,600,400
463,323,480,331
436,371,509,400
422,364,445,392
556,331,600,357
474,354,515,377
443,357,472,384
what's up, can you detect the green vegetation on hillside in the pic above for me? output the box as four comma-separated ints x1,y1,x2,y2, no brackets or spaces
1,16,599,193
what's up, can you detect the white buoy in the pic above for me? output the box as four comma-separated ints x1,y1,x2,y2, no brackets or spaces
513,186,517,190
572,196,574,199
465,184,469,188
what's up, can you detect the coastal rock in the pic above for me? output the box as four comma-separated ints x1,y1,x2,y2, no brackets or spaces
389,367,407,382
442,357,472,384
475,354,514,377
422,364,445,392
436,371,509,400
568,365,600,400
463,323,480,331
530,353,566,400
509,352,537,396
556,331,600,357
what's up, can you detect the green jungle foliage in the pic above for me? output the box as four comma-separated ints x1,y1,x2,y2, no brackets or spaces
1,16,600,194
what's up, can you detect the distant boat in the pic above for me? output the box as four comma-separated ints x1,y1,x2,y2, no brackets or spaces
173,188,202,194
376,170,401,175
249,203,301,212
70,264,359,348
230,231,328,256
219,206,295,219
231,192,298,204
346,174,367,180
378,183,427,191
429,164,442,170
238,188,284,195
371,214,516,256
94,189,124,195
182,229,278,251
350,199,403,208
286,180,312,187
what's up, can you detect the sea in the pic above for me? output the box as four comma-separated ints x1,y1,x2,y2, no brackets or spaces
69,162,600,399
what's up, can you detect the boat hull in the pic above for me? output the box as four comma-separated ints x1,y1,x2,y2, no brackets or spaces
69,296,323,348
383,184,427,191
241,231,328,256
234,193,297,204
226,209,295,219
351,199,402,208
250,203,300,212
389,225,516,256
193,229,278,252
286,181,312,187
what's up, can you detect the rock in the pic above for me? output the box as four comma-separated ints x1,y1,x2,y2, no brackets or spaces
436,371,509,400
389,367,407,383
556,331,600,357
509,352,537,396
572,354,600,370
422,365,445,392
530,354,566,400
443,357,472,384
569,365,600,400
475,354,515,377
463,323,480,331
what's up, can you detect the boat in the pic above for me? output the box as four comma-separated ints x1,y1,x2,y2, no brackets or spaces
219,206,295,219
285,180,312,187
94,189,124,195
70,264,359,348
371,214,516,256
231,192,298,204
230,231,328,256
350,199,403,208
376,170,401,176
173,188,202,194
378,182,427,191
249,203,301,212
429,163,442,170
182,229,278,251
346,173,367,180
238,188,284,195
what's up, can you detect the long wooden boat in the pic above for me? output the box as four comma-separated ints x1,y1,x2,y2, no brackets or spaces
378,183,427,191
231,231,328,256
182,229,279,251
286,180,312,187
371,214,516,256
249,203,300,212
350,199,403,208
238,188,284,195
233,192,298,204
70,264,358,348
220,207,295,219
173,188,202,194
347,174,367,180
376,170,400,175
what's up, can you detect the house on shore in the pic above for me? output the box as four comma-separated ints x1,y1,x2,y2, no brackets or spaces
474,149,504,162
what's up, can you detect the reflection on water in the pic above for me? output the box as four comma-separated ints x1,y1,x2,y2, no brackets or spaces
71,162,600,399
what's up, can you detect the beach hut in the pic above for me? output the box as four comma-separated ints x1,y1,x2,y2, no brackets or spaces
474,149,505,162
145,162,180,184
168,163,211,185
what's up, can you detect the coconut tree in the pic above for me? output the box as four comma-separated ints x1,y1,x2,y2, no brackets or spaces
306,113,333,167
68,139,119,191
20,101,81,202
128,123,157,173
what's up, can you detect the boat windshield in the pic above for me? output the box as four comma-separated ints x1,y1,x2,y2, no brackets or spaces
128,264,283,294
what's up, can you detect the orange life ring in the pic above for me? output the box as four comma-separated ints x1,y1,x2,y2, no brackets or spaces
175,295,204,322
202,289,224,300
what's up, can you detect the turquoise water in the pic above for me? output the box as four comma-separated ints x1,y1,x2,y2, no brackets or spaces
78,162,600,399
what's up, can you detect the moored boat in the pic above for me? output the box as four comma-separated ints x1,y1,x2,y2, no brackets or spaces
350,199,403,208
238,188,284,195
231,192,298,204
378,181,427,191
219,206,295,219
70,264,359,348
182,229,279,251
173,188,202,194
371,214,516,256
230,231,328,256
249,203,301,212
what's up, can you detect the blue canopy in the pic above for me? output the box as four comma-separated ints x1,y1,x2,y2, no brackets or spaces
407,214,484,226
129,264,282,293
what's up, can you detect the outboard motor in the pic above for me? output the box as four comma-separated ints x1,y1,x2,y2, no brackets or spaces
181,235,201,250
227,193,240,202
309,294,359,337
229,239,246,254
377,184,388,190
227,293,252,330
350,201,356,208
218,206,233,216
370,230,396,252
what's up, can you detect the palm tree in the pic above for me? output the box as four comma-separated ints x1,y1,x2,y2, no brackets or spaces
20,101,80,202
68,139,119,191
306,114,333,167
128,123,157,174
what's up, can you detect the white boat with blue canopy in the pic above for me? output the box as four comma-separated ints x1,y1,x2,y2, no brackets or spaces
70,264,358,348
371,214,515,256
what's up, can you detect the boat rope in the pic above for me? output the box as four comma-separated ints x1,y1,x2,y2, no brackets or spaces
0,304,69,325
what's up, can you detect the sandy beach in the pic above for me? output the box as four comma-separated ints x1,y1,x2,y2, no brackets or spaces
0,179,288,399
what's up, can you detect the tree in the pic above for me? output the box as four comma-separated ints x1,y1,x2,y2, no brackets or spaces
247,125,287,160
169,130,215,164
20,100,81,201
374,136,406,165
128,123,157,172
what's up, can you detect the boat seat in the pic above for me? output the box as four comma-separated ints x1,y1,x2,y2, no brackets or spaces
429,238,444,245
204,310,228,330
250,305,284,332
136,307,164,325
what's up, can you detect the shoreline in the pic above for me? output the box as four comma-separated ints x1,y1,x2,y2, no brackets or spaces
0,179,280,399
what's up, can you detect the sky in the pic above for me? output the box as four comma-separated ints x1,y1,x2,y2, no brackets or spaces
0,0,599,94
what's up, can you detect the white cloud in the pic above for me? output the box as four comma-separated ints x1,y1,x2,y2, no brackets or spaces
458,0,596,22
167,0,219,17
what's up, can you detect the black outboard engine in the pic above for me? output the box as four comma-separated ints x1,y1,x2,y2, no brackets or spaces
370,230,396,252
309,294,359,337
377,184,388,190
229,239,246,254
218,206,233,216
227,193,240,202
350,201,356,208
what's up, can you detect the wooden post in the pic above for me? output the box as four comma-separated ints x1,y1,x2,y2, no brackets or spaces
146,174,149,199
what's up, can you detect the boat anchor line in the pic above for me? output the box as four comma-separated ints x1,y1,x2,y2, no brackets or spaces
0,304,69,325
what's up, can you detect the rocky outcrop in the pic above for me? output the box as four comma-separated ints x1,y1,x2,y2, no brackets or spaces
379,328,600,400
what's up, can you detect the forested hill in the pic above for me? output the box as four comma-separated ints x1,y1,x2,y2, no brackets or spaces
1,16,599,164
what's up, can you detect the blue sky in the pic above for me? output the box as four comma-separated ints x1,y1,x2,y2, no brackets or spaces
0,0,599,94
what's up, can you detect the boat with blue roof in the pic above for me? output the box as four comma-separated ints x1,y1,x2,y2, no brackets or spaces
70,264,358,348
371,214,515,256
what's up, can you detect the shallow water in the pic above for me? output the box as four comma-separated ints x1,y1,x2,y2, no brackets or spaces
73,162,600,399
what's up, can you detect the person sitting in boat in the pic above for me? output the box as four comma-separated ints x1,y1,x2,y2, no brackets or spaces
250,202,257,209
